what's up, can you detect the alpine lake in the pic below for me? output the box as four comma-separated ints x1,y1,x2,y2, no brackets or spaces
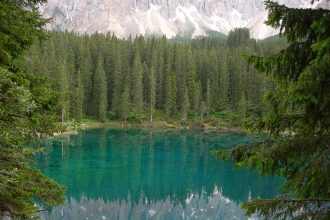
35,128,283,220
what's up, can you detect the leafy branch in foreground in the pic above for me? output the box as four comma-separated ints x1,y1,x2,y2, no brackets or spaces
214,1,330,219
243,197,330,220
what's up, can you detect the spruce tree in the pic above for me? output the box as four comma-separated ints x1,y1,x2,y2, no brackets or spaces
111,51,123,117
70,69,84,120
78,42,93,116
0,0,65,217
193,80,201,123
120,86,130,125
148,61,156,125
155,49,165,108
170,71,177,114
196,81,205,121
238,91,247,117
186,49,197,110
57,58,70,123
130,50,143,114
92,57,108,121
142,61,149,104
174,46,185,111
164,63,176,116
181,84,190,122
215,1,330,218
205,79,211,116
228,51,245,108
218,52,230,111
208,49,219,111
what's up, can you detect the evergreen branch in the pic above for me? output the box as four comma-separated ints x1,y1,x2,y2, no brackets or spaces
242,196,330,220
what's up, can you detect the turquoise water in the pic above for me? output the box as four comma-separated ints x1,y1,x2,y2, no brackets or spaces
36,129,282,220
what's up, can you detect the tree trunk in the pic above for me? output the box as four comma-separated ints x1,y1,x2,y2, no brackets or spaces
149,104,153,128
61,107,65,123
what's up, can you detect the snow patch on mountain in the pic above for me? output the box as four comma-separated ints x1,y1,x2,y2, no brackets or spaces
133,4,177,38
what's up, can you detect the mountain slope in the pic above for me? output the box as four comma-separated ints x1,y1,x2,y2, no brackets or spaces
40,0,329,39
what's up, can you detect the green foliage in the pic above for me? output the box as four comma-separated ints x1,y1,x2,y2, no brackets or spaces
70,70,84,121
227,28,254,48
120,86,130,123
238,92,247,116
0,0,65,218
214,1,330,219
131,50,143,114
242,197,330,220
92,57,108,121
0,68,65,218
106,111,116,120
181,86,190,121
148,60,156,124
23,29,286,124
127,112,145,123
164,66,177,116
0,0,48,67
218,53,230,111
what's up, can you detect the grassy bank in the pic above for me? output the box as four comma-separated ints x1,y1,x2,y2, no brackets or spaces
54,111,245,137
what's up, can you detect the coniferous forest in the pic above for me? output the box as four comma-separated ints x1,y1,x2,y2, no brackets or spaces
1,0,329,219
21,29,285,126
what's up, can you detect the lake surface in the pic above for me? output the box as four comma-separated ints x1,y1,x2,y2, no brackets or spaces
36,129,282,220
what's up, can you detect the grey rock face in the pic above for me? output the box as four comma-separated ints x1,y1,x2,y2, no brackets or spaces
39,0,329,39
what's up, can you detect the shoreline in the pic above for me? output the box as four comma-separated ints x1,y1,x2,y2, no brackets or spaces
53,120,244,137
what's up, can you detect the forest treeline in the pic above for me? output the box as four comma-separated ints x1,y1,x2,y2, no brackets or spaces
21,28,285,125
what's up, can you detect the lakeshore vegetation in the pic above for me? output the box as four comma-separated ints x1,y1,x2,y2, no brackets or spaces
0,0,329,219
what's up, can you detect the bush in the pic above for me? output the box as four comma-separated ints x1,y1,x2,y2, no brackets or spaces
107,111,117,120
127,112,145,123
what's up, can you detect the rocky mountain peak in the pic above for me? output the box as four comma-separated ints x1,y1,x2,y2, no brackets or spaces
40,0,329,39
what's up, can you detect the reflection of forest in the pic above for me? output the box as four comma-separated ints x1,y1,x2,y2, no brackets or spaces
40,188,249,220
37,129,282,204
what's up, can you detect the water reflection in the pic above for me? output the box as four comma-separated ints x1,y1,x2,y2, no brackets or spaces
36,129,281,219
41,187,253,220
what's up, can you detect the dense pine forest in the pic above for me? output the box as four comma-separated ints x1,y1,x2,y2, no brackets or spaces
21,29,285,126
1,0,329,219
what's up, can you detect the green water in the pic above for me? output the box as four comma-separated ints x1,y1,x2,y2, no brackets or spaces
36,129,282,220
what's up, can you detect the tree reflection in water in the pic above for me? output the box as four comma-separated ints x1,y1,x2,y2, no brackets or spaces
41,186,255,220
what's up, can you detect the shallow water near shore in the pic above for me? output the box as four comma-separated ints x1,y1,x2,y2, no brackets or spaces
36,129,282,220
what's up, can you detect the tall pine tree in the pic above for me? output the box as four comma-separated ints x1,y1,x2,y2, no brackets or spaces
130,50,143,114
148,61,156,125
92,57,108,121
